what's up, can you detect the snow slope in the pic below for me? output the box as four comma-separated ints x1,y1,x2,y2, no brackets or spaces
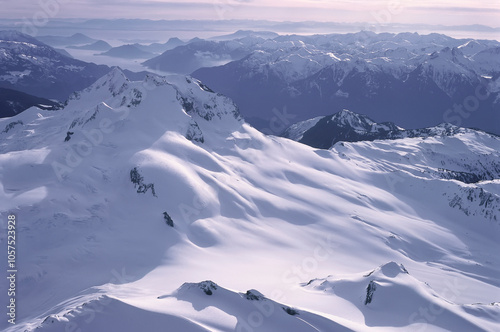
0,69,499,331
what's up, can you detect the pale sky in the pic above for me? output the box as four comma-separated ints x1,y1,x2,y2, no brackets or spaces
1,0,499,27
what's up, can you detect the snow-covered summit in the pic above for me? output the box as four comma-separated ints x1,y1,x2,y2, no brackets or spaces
1,67,242,156
328,109,399,133
283,109,400,149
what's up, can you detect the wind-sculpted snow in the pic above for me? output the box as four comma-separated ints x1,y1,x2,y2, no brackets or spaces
0,69,499,331
304,262,500,331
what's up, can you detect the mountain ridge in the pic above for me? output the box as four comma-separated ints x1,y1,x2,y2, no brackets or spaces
283,108,498,149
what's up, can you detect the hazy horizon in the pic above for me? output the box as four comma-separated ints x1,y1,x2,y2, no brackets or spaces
2,0,500,27
1,17,499,42
2,0,500,42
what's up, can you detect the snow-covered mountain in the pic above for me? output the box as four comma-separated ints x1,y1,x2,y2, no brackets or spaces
283,108,483,145
0,30,153,115
284,109,500,184
0,30,111,101
1,69,499,332
282,109,401,148
191,31,500,135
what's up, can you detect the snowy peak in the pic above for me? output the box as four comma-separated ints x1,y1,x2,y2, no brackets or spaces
167,75,243,132
329,109,400,134
436,46,463,57
287,109,400,149
1,68,243,156
412,122,462,136
365,261,409,278
284,109,497,150
472,46,500,74
419,46,478,96
426,46,473,69
330,109,375,131
67,66,131,108
457,39,487,56
102,66,130,86
89,66,129,94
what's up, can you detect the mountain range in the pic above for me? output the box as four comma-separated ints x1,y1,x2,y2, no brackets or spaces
3,29,499,137
0,30,111,101
0,30,150,115
190,31,500,135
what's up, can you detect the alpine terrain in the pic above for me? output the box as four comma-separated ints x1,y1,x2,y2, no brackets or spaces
0,68,499,331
